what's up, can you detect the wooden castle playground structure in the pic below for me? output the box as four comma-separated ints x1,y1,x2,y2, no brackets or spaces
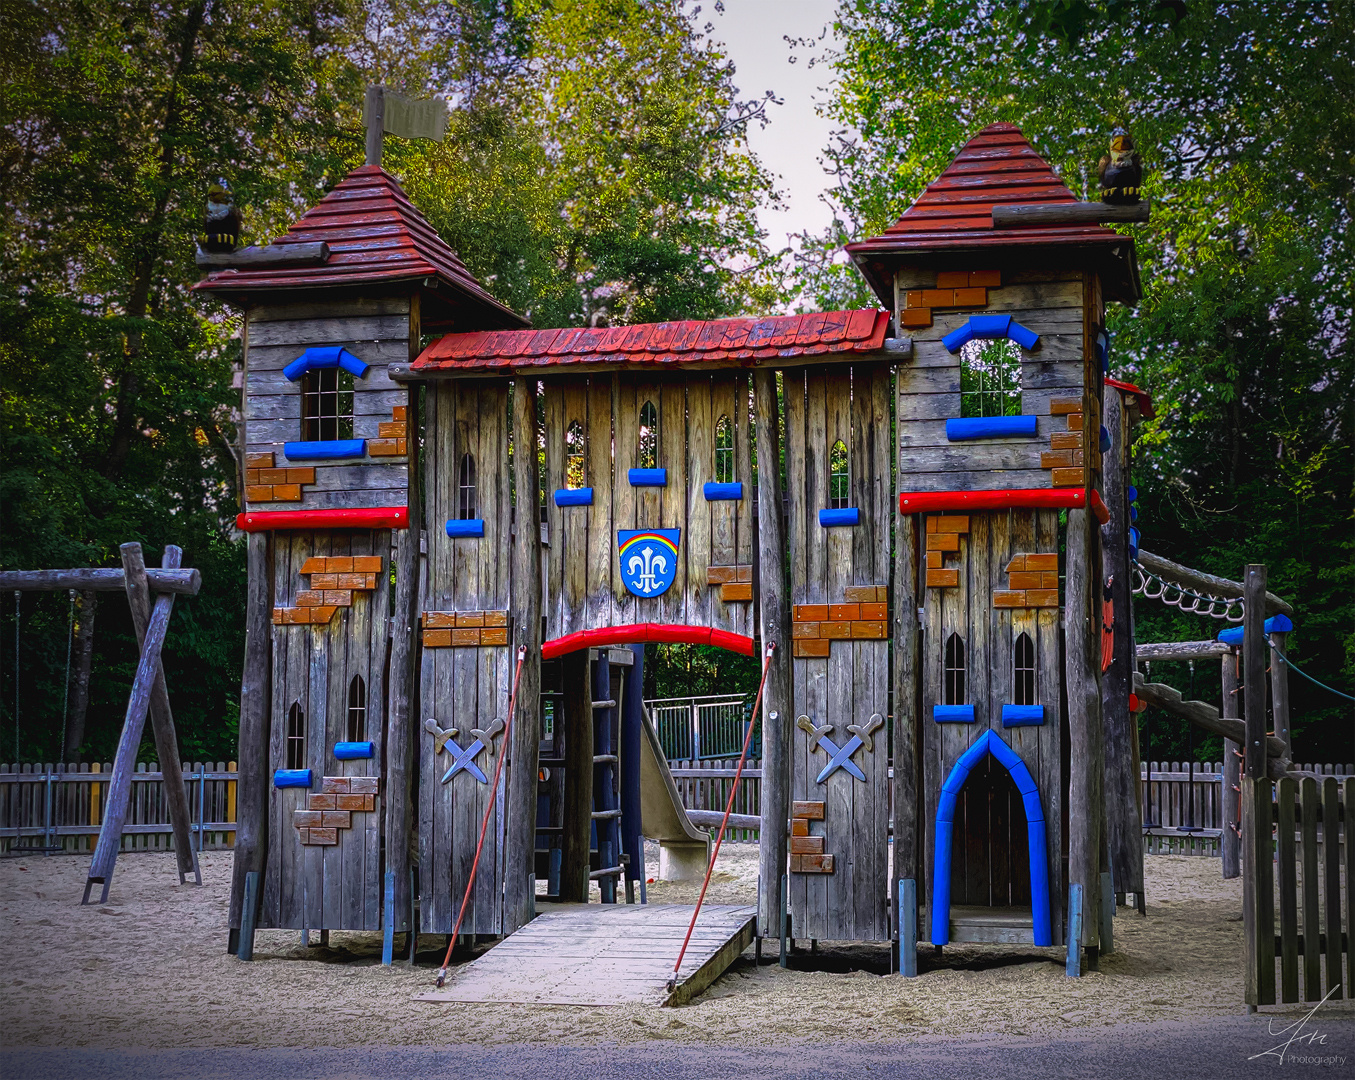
177,121,1350,1002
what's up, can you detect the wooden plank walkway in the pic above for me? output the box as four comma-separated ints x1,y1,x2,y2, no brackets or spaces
414,903,756,1007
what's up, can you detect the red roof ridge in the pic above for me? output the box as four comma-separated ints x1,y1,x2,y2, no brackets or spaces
409,309,890,374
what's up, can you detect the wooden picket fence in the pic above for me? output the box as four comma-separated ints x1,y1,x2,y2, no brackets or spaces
0,761,237,854
1244,774,1353,1007
668,757,761,842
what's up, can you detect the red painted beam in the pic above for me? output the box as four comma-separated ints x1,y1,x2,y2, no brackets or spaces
541,623,755,660
898,489,1088,514
236,506,409,533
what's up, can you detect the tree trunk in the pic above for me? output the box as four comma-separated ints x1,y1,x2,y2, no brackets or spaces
64,591,97,757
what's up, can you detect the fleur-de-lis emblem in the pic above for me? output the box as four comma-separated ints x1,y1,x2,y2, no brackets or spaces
618,529,680,598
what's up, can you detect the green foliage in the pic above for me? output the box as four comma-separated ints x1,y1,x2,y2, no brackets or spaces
810,0,1353,761
1,0,783,763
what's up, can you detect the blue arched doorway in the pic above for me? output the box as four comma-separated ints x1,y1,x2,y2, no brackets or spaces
931,728,1052,946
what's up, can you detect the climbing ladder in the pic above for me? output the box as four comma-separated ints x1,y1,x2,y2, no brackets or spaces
535,646,641,903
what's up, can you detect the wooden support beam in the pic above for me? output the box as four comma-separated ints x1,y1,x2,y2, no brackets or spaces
1220,653,1242,879
194,242,329,269
1100,382,1143,901
383,384,422,939
1136,549,1293,618
892,510,920,891
1269,631,1292,760
1242,563,1276,1008
229,531,272,941
1131,672,1289,772
1065,506,1102,954
1243,565,1269,779
1135,640,1234,661
121,544,198,884
503,376,544,932
993,200,1151,227
0,567,200,595
83,569,177,904
753,368,791,941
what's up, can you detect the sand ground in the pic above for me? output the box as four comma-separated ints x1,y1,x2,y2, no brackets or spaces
2,844,1349,1049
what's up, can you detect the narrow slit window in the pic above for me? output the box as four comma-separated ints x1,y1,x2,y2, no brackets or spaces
960,338,1022,419
829,439,849,509
458,453,477,519
286,702,306,770
302,368,355,441
566,420,586,488
944,633,966,706
1013,632,1036,706
639,400,658,469
347,675,367,743
715,414,734,483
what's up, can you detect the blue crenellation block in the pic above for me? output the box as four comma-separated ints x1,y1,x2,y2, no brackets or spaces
445,519,485,538
1001,704,1046,727
932,704,975,723
554,488,593,507
818,507,859,527
946,416,1038,441
334,741,374,760
703,482,744,501
628,468,667,487
273,769,311,788
284,439,366,461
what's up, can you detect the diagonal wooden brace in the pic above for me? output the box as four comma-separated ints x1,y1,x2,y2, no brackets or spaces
84,556,178,904
121,544,200,884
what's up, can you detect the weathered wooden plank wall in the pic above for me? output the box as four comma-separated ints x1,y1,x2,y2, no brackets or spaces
419,380,513,934
243,299,411,511
785,364,892,943
895,271,1084,493
261,529,391,931
540,373,756,641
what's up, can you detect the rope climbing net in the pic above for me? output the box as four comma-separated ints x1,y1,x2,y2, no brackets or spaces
1131,560,1244,622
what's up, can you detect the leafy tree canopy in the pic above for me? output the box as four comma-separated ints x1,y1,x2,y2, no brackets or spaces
802,0,1353,760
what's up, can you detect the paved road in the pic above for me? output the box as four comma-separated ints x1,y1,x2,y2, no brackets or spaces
5,1015,1353,1080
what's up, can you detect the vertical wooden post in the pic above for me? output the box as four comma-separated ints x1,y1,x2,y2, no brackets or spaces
560,649,592,903
893,507,920,893
364,85,384,167
1220,651,1241,878
1065,881,1084,977
1242,563,1275,1007
504,376,544,932
237,870,259,961
1065,506,1102,959
753,368,791,940
1100,384,1143,904
84,576,178,903
121,544,198,884
1269,631,1291,760
229,530,272,947
898,877,918,977
384,383,422,938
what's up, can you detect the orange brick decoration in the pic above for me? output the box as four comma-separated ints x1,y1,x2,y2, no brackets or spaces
925,514,970,588
791,585,888,656
992,553,1061,609
1040,398,1088,487
789,801,835,874
706,564,754,602
421,610,511,647
245,452,317,504
367,403,408,457
272,555,382,626
900,270,1001,331
295,776,378,845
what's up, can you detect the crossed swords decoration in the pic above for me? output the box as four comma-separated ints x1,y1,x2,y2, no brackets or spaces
797,712,885,784
424,716,504,785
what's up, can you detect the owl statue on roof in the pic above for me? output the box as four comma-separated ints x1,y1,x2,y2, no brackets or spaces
201,177,242,253
1098,128,1144,205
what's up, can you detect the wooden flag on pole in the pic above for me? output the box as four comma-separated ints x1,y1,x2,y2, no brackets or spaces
363,86,449,166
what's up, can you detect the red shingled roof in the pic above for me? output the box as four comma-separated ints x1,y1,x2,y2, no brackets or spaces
846,124,1139,304
409,309,890,374
193,165,526,327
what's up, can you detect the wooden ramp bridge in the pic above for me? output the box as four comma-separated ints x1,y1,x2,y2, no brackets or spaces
415,903,756,1007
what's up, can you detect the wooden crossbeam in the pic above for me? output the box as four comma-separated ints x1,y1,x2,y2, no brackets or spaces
992,200,1152,227
0,567,200,595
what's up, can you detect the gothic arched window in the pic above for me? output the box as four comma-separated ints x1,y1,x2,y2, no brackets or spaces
1013,632,1036,706
566,420,586,488
829,439,849,509
287,702,306,770
944,633,966,706
458,453,477,519
715,414,734,483
347,675,367,743
639,400,658,469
